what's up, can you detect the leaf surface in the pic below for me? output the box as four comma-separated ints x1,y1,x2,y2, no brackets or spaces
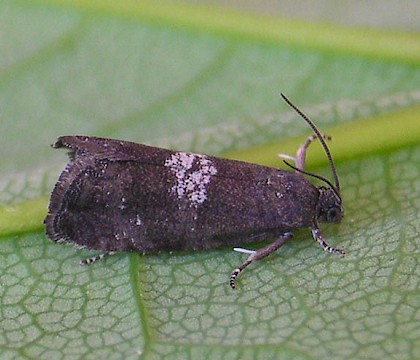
0,1,419,359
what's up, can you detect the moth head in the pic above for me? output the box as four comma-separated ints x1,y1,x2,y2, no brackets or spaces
317,186,343,224
280,93,343,225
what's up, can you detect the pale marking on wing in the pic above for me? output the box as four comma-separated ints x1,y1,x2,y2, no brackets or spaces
164,152,217,207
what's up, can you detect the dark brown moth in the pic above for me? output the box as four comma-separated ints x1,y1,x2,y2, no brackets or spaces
45,94,344,289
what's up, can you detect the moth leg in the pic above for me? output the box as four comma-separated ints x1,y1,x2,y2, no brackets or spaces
233,247,256,255
230,232,293,289
311,226,345,255
80,251,116,265
279,134,331,171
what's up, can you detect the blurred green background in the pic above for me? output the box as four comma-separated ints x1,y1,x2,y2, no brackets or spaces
0,1,419,359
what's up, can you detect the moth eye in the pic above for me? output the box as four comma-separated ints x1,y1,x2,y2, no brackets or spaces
327,207,341,223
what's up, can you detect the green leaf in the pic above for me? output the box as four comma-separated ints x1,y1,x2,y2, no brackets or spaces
1,1,419,359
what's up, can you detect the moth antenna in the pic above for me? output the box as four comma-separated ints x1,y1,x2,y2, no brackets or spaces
280,93,340,194
283,160,340,200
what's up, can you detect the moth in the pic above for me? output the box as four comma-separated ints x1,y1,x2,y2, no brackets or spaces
45,94,344,289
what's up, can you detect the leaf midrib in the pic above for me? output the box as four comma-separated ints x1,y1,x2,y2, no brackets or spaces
1,105,419,238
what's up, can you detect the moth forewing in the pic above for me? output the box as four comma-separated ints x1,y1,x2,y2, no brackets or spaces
45,95,344,289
